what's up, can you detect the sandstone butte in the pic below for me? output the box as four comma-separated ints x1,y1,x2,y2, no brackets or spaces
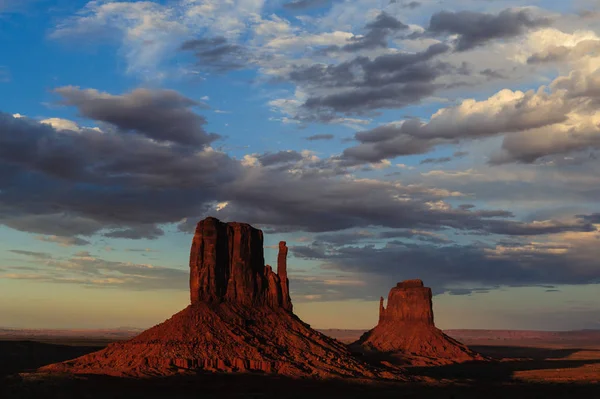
40,217,393,379
352,279,487,366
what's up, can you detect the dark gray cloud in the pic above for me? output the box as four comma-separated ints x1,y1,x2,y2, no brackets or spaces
0,110,241,238
291,238,600,299
480,68,508,80
305,134,334,141
379,230,452,244
282,0,331,10
420,156,452,164
180,37,248,72
578,213,600,224
257,150,303,166
1,83,595,250
428,9,552,51
492,129,600,165
322,12,408,53
314,231,375,246
103,225,165,240
55,86,218,147
8,250,53,259
365,12,408,31
293,43,451,114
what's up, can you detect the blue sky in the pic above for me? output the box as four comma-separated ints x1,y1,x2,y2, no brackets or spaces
0,0,599,330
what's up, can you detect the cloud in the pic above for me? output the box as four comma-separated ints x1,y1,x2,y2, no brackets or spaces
341,62,600,164
180,37,249,72
283,0,331,10
305,134,334,141
35,235,91,247
322,12,408,53
55,86,217,147
578,213,600,224
103,225,165,240
290,43,451,115
125,248,160,253
0,110,241,238
427,8,552,51
400,1,421,9
420,156,452,164
527,39,600,64
0,253,188,291
257,150,304,166
50,0,265,78
8,250,53,259
291,227,600,299
480,68,508,80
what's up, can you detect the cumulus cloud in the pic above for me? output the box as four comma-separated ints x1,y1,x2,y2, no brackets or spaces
342,55,600,164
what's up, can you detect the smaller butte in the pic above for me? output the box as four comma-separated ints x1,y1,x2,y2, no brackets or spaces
352,279,487,366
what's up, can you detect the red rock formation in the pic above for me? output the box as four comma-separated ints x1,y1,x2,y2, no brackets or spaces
379,280,434,325
189,218,290,309
41,217,390,379
353,280,486,366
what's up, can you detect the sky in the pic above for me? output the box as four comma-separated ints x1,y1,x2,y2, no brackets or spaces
0,0,599,331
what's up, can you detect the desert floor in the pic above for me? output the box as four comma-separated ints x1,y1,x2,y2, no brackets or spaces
1,330,599,398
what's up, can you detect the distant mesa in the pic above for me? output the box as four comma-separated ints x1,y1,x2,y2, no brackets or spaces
40,217,386,379
352,279,487,366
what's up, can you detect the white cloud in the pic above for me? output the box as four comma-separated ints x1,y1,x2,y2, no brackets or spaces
40,118,82,132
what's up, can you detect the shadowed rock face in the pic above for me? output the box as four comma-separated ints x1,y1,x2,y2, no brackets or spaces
355,280,486,366
41,217,383,379
189,217,292,310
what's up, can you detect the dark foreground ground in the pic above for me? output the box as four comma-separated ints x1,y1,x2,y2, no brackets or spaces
1,336,599,398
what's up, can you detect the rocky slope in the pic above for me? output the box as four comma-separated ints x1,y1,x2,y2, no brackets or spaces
41,217,390,379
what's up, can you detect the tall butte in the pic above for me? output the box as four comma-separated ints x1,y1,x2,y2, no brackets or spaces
41,217,383,379
352,280,486,366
